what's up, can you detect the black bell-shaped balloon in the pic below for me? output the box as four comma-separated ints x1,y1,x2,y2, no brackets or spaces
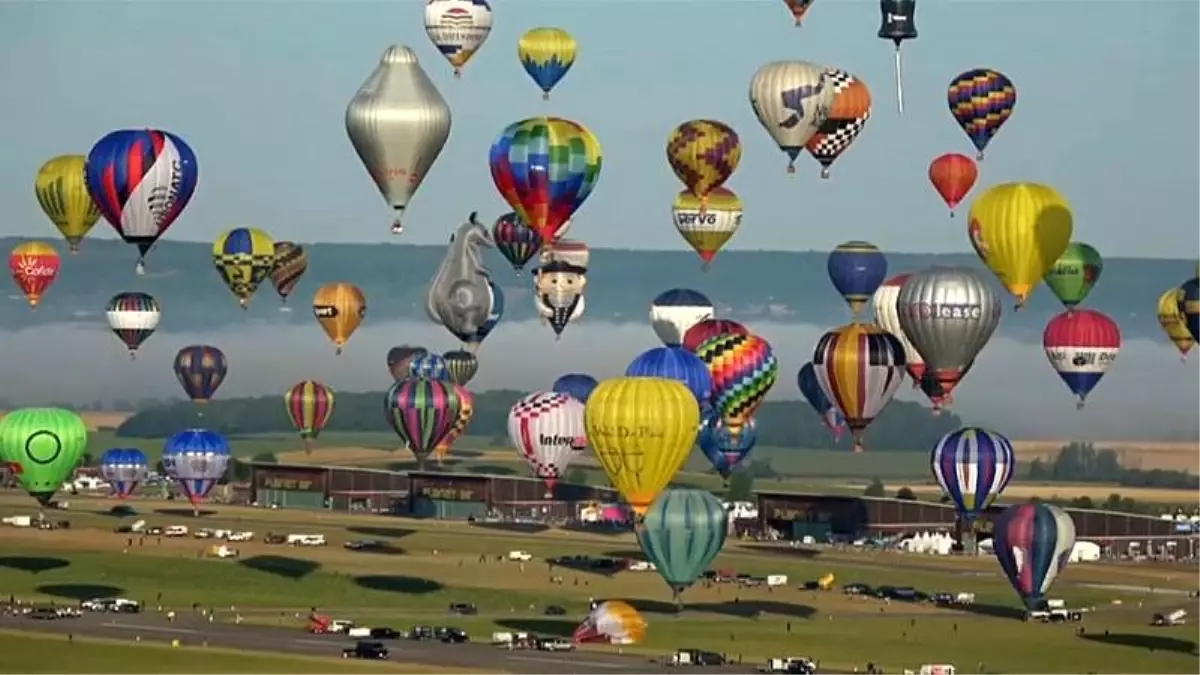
878,0,917,44
877,0,918,114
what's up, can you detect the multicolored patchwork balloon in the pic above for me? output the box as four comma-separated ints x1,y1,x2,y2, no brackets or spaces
384,378,464,466
489,117,602,243
947,69,1016,160
492,212,542,273
681,318,748,354
695,333,778,441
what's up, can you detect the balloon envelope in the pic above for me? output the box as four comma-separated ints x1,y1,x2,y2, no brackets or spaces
930,427,1015,521
100,448,149,499
697,415,756,479
553,373,599,404
636,489,729,601
993,502,1076,609
162,429,230,507
0,408,88,505
626,346,712,410
650,289,714,347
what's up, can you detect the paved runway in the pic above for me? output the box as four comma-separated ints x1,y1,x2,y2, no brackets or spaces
0,612,753,674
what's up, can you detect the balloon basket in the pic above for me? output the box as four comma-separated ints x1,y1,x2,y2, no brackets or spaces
542,92,550,101
128,350,137,360
820,167,831,180
1076,400,1086,411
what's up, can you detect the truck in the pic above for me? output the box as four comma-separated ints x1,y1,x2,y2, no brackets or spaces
287,533,326,546
164,525,188,537
758,657,815,673
671,649,726,666
343,641,388,660
1153,609,1187,626
507,550,532,562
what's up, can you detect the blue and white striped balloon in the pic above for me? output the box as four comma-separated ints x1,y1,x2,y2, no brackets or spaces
649,289,714,346
930,427,1015,522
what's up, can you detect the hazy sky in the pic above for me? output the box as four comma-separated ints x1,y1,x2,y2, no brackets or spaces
6,319,1197,442
1,1,1197,256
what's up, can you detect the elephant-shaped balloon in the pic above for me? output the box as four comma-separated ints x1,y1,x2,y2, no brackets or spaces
426,212,502,349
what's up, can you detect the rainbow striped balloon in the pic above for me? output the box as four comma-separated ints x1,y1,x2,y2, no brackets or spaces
384,378,464,465
695,333,777,441
284,381,335,447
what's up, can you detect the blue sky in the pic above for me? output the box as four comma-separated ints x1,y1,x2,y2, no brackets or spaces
1,0,1196,256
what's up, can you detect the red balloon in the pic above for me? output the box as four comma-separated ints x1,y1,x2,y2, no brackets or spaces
682,319,749,353
928,153,978,216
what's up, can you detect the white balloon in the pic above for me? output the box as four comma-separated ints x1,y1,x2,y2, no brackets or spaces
507,392,587,489
423,0,493,76
749,61,836,172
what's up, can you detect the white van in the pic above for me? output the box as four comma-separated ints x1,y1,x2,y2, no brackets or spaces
164,525,189,537
766,575,789,587
508,550,532,562
287,534,326,546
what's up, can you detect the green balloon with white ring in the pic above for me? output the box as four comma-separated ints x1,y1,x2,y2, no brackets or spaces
0,408,88,506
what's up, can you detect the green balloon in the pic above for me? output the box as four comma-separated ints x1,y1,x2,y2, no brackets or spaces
0,408,88,506
1044,242,1103,309
635,489,728,603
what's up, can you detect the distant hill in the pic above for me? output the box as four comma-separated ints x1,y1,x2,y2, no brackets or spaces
4,237,1191,341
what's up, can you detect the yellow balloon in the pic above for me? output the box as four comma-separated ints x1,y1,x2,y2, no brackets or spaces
584,377,699,517
34,155,101,254
967,182,1072,308
312,282,366,355
212,228,276,308
1156,287,1194,360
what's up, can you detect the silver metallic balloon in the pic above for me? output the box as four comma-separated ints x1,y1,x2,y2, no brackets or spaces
896,266,1000,407
426,213,497,347
346,45,451,234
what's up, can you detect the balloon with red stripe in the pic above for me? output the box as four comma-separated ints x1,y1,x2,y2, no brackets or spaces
507,391,587,493
1042,309,1120,409
285,381,335,452
812,323,907,453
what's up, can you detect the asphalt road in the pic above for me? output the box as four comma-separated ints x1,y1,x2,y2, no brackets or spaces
0,612,755,674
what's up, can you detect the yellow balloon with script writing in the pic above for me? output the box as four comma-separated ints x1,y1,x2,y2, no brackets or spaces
584,377,700,517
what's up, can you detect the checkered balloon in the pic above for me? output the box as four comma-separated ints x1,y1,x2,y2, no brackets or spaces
507,391,587,489
695,333,778,441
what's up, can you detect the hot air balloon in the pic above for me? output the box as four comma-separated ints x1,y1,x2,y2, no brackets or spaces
698,414,756,479
585,378,701,516
666,120,742,208
1044,243,1103,311
270,242,308,305
435,385,474,461
871,274,925,386
896,267,1001,410
813,323,906,452
626,347,713,412
285,381,335,450
9,241,61,309
695,333,778,441
1043,309,1120,409
508,392,587,492
828,241,887,318
993,502,1076,609
1156,288,1194,360
443,350,479,385
518,27,576,100
492,212,542,274
106,292,161,358
409,352,452,381
673,188,743,269
534,239,589,338
928,153,977,217
930,428,1015,525
173,345,227,404
424,0,493,77
948,69,1016,160
877,0,917,112
162,429,230,514
796,362,846,441
346,46,451,235
804,69,871,178
650,289,714,347
99,448,149,500
553,373,599,404
387,346,429,382
682,319,749,354
213,227,276,309
489,117,602,244
1179,277,1200,341
968,183,1073,309
0,408,88,507
749,61,836,173
313,282,366,355
85,129,198,274
636,489,728,605
384,378,463,469
783,0,816,26
35,155,102,254
574,600,647,645
428,214,507,349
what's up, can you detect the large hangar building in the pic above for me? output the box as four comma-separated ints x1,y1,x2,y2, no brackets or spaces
248,462,620,519
756,491,1198,557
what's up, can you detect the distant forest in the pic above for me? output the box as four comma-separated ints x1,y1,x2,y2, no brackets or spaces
115,389,960,452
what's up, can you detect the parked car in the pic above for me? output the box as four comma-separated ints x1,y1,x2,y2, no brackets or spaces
27,607,59,621
536,637,574,652
408,625,435,641
344,539,388,551
842,582,872,596
439,627,470,643
370,627,403,640
343,641,389,660
448,602,477,616
544,605,567,616
262,533,287,545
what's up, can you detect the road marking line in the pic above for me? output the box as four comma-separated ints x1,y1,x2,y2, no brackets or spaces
102,622,198,634
505,654,633,670
293,638,341,646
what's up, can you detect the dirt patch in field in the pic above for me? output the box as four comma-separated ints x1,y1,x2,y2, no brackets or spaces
1013,439,1199,473
276,447,397,465
0,411,131,431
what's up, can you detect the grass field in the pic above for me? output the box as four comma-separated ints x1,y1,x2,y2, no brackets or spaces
0,630,489,673
0,494,1195,673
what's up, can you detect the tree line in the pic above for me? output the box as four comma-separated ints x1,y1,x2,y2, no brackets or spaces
1028,442,1197,490
114,389,961,451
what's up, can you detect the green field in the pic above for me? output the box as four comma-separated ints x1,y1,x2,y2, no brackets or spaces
0,495,1195,673
0,630,490,673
